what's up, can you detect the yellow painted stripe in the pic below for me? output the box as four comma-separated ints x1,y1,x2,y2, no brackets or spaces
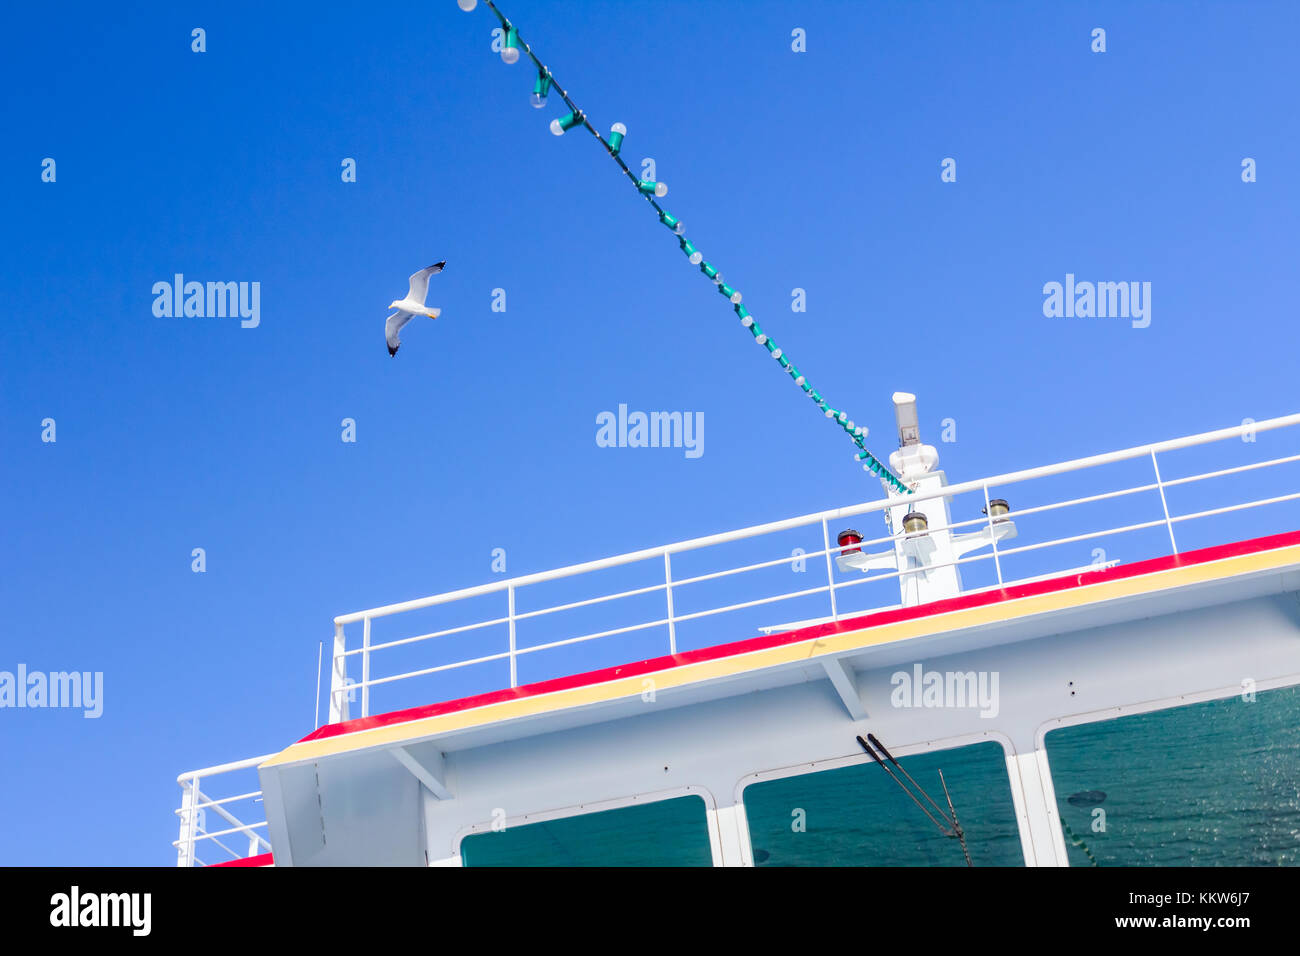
261,541,1300,769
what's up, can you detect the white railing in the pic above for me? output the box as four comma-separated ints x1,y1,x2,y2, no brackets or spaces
326,413,1300,722
174,755,277,867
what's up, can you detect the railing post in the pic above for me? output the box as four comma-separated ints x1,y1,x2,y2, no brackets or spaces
247,833,261,859
665,553,678,654
361,616,371,718
177,775,199,868
983,483,1005,586
314,640,323,730
329,621,350,723
507,585,517,688
1151,450,1179,554
821,519,839,620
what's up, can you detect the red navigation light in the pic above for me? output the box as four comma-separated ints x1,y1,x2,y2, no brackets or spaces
837,529,864,554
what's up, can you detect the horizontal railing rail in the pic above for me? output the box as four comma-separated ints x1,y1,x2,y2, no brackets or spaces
320,412,1300,724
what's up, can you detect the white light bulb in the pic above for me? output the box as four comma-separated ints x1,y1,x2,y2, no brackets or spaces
611,122,626,135
501,47,520,65
729,291,742,304
756,334,767,345
530,93,547,108
846,420,854,430
674,222,685,235
457,0,477,10
550,119,565,136
826,409,835,418
794,375,805,386
772,348,782,359
689,251,703,265
654,182,668,197
741,316,753,327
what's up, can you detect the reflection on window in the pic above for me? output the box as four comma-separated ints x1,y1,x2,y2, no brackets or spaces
460,794,712,867
743,741,1022,866
1047,684,1300,866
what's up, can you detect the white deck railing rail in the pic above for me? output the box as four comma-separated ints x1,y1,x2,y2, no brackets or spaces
327,412,1300,723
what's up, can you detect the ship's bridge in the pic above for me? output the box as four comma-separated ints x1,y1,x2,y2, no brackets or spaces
175,407,1300,867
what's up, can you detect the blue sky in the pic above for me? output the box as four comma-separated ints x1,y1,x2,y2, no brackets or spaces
1,0,1298,865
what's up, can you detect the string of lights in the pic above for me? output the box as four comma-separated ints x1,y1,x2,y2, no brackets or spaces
458,0,911,495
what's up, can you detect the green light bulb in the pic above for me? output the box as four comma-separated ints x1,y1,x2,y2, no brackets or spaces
550,110,583,135
502,26,521,64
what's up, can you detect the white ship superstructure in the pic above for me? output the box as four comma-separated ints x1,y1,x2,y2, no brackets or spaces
175,399,1300,867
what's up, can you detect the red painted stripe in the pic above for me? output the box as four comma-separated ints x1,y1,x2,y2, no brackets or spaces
298,529,1300,745
210,852,273,867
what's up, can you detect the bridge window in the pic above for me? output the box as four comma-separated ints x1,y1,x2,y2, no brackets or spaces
742,740,1022,866
460,793,713,866
1046,683,1300,865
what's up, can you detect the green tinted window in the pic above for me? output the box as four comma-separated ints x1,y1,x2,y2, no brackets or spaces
460,794,712,867
743,740,1022,866
1047,684,1300,865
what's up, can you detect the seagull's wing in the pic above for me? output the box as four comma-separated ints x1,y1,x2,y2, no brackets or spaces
406,261,446,307
385,310,414,356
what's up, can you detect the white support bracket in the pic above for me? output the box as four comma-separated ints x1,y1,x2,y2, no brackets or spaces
822,657,868,720
391,746,452,801
951,519,1018,558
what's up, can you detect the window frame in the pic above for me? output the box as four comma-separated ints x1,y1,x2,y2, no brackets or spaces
733,730,1017,867
452,784,722,867
1037,671,1300,866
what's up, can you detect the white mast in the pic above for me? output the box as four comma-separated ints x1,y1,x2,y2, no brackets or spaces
836,392,1016,606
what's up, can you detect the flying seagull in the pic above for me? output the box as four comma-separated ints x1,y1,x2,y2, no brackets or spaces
385,261,445,356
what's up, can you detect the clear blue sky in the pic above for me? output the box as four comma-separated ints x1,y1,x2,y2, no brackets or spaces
2,0,1297,865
